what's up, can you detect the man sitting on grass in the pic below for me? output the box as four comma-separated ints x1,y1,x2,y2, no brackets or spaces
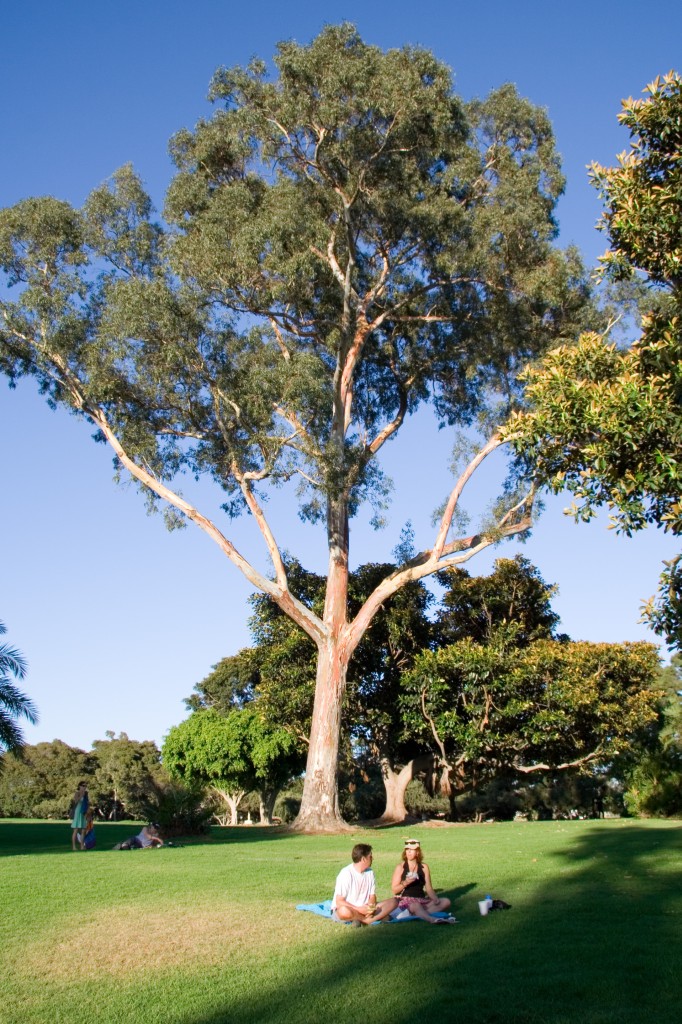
331,843,398,926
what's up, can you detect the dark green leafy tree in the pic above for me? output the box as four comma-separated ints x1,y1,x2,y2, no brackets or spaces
0,26,592,829
623,653,682,816
185,651,259,715
0,740,94,817
90,731,164,819
0,620,37,759
435,554,566,647
401,634,661,817
506,71,682,649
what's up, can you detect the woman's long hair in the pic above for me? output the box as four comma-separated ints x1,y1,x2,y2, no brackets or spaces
401,846,423,865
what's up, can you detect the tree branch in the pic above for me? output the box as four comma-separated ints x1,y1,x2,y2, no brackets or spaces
81,402,328,645
513,744,606,774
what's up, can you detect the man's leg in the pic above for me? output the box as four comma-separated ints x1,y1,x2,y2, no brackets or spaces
334,905,368,924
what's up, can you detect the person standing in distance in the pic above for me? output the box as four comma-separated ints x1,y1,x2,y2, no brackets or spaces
70,782,89,851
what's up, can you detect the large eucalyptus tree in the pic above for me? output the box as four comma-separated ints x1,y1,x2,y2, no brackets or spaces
0,26,591,829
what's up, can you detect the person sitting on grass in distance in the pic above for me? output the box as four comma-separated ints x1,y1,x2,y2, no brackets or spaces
391,838,456,924
82,808,96,850
134,823,164,848
331,843,398,926
116,823,164,850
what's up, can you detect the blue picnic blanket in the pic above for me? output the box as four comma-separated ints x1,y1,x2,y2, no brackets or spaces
295,900,451,923
296,900,334,917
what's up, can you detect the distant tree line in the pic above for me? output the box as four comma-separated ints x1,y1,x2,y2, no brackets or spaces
0,732,164,821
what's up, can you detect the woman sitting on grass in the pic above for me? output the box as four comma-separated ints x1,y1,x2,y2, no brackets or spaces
391,839,455,924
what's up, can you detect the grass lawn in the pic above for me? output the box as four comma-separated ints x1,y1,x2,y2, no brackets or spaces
1,817,680,1024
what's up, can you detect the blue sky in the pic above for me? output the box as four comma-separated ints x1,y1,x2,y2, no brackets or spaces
1,1,680,752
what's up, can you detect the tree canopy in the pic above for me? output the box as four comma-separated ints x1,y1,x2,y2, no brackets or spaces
0,25,594,828
91,731,164,819
401,634,661,813
506,71,682,649
435,554,565,647
163,706,303,824
0,739,94,817
0,734,165,819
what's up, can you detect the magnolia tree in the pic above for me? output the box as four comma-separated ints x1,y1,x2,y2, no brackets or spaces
401,634,661,816
0,26,592,830
506,72,682,649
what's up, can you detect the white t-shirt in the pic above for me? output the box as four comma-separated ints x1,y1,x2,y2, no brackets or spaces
332,863,376,910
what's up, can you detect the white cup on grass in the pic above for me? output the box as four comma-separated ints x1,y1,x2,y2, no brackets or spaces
478,899,489,916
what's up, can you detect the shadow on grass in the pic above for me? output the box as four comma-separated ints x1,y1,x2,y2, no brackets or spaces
0,820,309,857
0,820,144,856
186,822,681,1024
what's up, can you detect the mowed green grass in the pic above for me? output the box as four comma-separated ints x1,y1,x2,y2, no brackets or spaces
0,817,680,1024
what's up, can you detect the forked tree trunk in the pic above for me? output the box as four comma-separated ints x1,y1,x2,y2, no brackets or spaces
378,754,437,823
212,786,245,826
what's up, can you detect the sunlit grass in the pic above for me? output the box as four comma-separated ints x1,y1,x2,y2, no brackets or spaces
1,818,680,1023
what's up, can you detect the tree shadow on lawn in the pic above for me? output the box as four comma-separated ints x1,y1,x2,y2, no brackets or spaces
185,823,681,1024
0,820,145,857
0,820,315,857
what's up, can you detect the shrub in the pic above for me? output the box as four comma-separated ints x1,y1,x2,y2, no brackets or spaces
138,779,212,837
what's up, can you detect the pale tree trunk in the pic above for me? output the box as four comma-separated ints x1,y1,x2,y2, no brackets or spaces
293,495,352,832
378,754,437,823
292,636,350,831
212,787,245,826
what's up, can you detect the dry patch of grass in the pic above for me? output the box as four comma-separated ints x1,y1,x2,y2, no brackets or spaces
16,900,304,982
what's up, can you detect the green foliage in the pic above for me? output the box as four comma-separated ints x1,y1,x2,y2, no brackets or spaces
0,734,165,820
623,747,682,817
163,706,304,807
0,620,37,758
641,554,682,650
507,331,682,537
436,554,565,647
402,635,662,801
591,71,682,287
90,731,165,819
623,654,682,816
507,71,682,648
137,777,212,837
185,650,259,714
0,739,95,817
